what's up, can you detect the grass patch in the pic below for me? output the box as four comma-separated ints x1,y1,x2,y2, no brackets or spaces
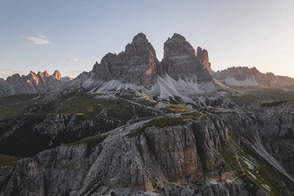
127,111,209,138
0,94,37,120
144,116,187,128
66,134,107,154
0,154,20,167
230,94,253,106
182,111,209,121
139,95,157,105
165,103,191,113
127,116,187,138
261,100,288,107
50,92,155,123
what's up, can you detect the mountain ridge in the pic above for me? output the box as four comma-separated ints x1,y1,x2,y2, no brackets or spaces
0,32,294,195
214,66,294,88
2,33,294,97
0,70,71,96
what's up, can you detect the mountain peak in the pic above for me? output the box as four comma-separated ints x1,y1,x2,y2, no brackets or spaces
164,33,195,58
196,47,212,73
93,33,159,86
214,66,294,87
132,32,148,43
29,71,36,76
162,33,212,82
43,70,50,77
171,33,186,41
53,70,61,80
1,70,70,96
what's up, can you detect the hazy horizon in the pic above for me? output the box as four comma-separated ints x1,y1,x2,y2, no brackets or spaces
1,0,294,79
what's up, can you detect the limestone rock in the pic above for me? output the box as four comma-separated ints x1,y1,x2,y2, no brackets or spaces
0,70,71,96
0,118,249,195
214,66,294,88
92,33,160,87
53,70,62,80
162,33,213,83
197,47,212,73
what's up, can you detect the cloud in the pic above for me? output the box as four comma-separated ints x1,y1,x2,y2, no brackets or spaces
66,58,80,62
26,35,52,45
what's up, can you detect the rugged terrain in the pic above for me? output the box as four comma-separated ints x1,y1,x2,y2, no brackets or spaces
0,33,294,195
214,66,294,89
0,70,70,96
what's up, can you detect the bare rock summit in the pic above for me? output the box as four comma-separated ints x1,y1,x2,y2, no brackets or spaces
162,33,213,83
92,32,160,87
0,70,70,96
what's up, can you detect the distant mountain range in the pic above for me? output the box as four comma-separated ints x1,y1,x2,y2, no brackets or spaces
0,70,70,96
214,66,294,88
1,33,294,98
1,33,294,195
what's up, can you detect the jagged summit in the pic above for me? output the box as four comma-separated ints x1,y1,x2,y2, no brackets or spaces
197,47,212,73
92,33,159,86
214,66,294,87
162,33,212,82
72,33,219,101
53,70,62,80
0,70,70,96
163,33,195,58
92,33,213,86
132,32,148,42
170,33,187,41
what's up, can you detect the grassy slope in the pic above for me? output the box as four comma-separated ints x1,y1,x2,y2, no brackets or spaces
230,87,294,106
0,94,37,120
220,132,294,196
0,154,20,167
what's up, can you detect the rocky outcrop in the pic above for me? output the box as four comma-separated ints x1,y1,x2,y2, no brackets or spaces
1,32,294,196
162,33,213,83
218,103,294,179
92,33,214,89
0,117,250,196
214,66,294,88
92,33,160,87
0,70,71,96
53,70,62,80
0,78,12,96
197,47,212,73
0,113,97,157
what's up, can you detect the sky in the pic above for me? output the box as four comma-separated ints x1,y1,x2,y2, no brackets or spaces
1,0,294,79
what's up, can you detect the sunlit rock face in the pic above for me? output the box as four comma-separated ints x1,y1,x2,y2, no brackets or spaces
92,33,214,88
92,33,160,87
0,70,70,96
162,33,213,83
1,117,249,196
197,46,212,73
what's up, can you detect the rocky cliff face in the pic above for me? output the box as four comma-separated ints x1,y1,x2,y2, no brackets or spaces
0,70,70,96
1,103,294,195
197,47,212,73
162,33,213,83
91,33,214,89
1,32,294,196
214,66,294,88
0,116,251,196
92,33,160,87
